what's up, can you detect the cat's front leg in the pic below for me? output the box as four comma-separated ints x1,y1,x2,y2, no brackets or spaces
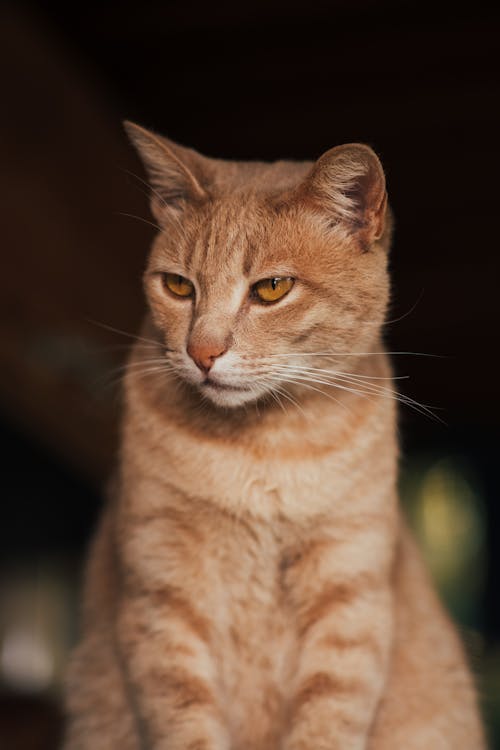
116,585,230,750
282,528,394,750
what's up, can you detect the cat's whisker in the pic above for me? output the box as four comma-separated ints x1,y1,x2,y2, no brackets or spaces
112,357,169,372
96,357,172,386
123,366,175,381
266,381,306,417
273,384,304,413
115,211,164,233
268,388,287,415
383,290,425,326
265,351,444,358
165,208,190,238
128,357,171,367
85,318,163,349
266,364,386,390
267,363,407,381
122,168,176,218
266,367,442,423
126,173,190,243
91,344,157,353
274,386,302,409
267,374,352,414
122,169,192,243
265,362,427,399
269,367,414,402
334,380,439,421
103,362,177,390
296,369,429,414
272,371,374,404
326,371,442,420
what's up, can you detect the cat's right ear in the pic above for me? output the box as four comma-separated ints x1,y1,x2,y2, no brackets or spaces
124,121,210,222
295,143,388,251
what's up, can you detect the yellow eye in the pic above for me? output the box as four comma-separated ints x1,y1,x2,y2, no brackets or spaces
252,277,294,303
163,273,194,298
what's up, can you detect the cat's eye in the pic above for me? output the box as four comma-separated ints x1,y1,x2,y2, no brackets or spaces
252,277,294,304
162,273,195,298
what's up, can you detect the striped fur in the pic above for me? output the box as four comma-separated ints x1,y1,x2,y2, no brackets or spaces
64,126,485,749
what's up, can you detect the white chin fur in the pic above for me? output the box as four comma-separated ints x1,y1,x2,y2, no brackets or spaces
199,382,269,409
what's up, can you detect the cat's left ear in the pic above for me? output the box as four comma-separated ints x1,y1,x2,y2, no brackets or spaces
298,144,388,250
124,121,210,222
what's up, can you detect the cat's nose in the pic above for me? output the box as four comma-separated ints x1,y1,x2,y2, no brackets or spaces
187,341,227,374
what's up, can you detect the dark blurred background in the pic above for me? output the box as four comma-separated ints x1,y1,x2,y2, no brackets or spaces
0,1,498,748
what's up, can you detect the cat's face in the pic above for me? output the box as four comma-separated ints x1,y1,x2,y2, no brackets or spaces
128,123,391,408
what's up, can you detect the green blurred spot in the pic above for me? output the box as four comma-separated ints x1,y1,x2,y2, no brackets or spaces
401,457,485,628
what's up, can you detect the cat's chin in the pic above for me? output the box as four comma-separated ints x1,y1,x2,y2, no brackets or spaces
198,380,267,409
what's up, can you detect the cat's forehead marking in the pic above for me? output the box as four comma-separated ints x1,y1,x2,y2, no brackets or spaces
181,195,294,288
242,240,259,276
194,199,255,279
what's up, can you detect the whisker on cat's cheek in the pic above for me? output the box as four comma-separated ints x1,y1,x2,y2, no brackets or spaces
85,318,163,349
265,365,442,423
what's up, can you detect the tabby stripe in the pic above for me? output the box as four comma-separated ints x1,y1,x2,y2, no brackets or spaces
141,587,212,645
291,323,321,345
186,742,213,750
128,508,205,541
284,516,389,574
298,572,383,637
291,671,367,715
150,670,216,712
317,631,383,660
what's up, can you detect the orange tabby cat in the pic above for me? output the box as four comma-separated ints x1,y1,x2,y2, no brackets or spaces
64,123,485,749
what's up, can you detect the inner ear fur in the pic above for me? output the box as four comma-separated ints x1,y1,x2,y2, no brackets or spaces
124,121,211,221
299,143,388,249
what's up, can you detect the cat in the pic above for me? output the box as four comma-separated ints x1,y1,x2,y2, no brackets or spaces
63,122,486,750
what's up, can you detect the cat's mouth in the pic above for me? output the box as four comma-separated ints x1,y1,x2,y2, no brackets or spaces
201,377,251,393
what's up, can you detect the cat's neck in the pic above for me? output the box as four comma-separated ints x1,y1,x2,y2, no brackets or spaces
119,334,397,524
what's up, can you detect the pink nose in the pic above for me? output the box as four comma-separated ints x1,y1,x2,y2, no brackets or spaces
187,342,226,373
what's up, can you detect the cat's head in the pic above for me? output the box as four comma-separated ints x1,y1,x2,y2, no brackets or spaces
126,122,391,409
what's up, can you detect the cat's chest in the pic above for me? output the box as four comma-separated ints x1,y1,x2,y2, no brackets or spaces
215,535,297,666
205,520,299,743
